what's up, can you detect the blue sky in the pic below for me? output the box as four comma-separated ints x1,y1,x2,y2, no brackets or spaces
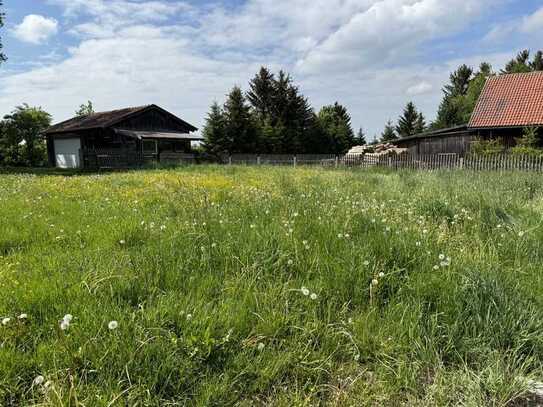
1,0,543,138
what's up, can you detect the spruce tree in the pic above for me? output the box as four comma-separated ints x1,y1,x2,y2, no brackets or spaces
396,102,420,138
380,120,397,142
247,67,275,120
316,103,355,154
414,113,426,134
355,128,367,145
202,102,227,156
223,87,258,153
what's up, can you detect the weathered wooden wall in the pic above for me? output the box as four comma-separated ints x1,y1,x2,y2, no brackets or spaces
116,109,193,133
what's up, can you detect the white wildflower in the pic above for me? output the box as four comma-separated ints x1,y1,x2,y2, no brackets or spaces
108,320,118,330
63,314,73,322
363,260,370,266
301,287,310,296
2,317,10,326
438,254,445,260
257,342,265,351
33,375,45,386
371,279,379,286
60,320,70,331
378,272,385,278
119,240,126,245
18,313,28,320
310,293,318,300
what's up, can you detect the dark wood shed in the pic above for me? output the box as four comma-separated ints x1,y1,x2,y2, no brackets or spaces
44,105,200,168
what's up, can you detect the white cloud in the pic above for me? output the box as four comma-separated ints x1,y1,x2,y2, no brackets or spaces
296,0,491,74
406,81,433,96
13,14,59,44
0,0,523,136
522,6,543,33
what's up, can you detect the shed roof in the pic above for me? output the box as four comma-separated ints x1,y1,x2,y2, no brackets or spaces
469,71,543,128
45,104,198,134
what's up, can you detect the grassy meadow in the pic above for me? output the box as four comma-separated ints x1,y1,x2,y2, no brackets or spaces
2,165,543,406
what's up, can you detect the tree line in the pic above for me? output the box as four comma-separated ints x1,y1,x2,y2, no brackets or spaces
202,67,364,156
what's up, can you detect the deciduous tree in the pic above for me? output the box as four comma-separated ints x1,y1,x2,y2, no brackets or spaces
75,101,95,116
0,104,52,166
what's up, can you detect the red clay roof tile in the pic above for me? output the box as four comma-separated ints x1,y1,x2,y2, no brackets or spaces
469,71,543,128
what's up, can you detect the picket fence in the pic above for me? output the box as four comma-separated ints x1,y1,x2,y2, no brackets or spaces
228,153,543,172
80,149,543,172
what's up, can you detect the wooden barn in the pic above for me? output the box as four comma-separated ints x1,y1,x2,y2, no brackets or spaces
396,71,543,155
44,105,200,169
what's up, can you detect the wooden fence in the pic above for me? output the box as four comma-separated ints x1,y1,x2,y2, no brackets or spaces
228,153,543,172
82,149,196,169
81,150,543,172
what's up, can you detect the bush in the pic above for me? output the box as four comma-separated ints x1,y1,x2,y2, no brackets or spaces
511,127,543,156
469,138,504,156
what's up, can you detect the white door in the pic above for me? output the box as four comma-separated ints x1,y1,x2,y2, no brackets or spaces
54,138,81,169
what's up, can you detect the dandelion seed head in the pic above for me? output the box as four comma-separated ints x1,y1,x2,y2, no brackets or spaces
108,320,118,330
310,293,318,300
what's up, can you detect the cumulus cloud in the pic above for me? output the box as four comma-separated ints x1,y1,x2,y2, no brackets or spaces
0,0,530,135
296,0,492,74
13,14,59,44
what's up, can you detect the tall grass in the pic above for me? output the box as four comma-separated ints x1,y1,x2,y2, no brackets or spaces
1,166,543,405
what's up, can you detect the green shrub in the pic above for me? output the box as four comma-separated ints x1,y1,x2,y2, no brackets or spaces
469,138,504,156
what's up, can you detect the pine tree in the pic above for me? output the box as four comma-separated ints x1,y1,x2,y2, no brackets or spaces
202,102,227,156
380,120,397,142
396,102,420,138
503,50,532,74
530,51,543,71
223,86,258,154
247,67,275,120
0,1,5,64
354,128,367,145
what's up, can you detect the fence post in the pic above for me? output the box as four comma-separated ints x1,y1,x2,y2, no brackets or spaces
335,155,339,168
257,155,261,165
459,157,464,170
228,155,232,165
293,155,297,167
